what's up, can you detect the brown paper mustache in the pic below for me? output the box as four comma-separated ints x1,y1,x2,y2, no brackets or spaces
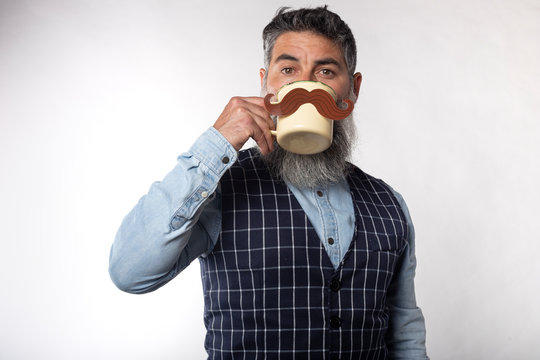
264,87,354,120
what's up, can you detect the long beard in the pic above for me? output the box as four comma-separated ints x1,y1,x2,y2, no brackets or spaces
262,113,356,188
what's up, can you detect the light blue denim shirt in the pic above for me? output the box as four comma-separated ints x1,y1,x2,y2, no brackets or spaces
109,127,428,359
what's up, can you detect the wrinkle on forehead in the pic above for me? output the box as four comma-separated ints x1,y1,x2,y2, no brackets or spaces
270,31,346,67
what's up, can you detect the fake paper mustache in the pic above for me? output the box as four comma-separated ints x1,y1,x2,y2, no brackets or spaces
264,87,354,120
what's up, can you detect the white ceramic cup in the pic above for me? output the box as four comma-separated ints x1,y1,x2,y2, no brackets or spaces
269,81,337,155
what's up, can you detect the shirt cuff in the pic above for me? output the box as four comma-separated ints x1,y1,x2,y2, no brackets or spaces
188,127,238,178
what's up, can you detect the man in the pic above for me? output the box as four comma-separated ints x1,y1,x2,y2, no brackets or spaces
109,6,428,359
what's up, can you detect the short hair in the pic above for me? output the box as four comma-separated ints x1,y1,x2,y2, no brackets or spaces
262,6,357,78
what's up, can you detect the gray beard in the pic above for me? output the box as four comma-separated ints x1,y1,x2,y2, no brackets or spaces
261,114,356,188
259,82,357,189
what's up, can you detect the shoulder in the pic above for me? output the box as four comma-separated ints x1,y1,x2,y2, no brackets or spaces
347,164,411,219
347,164,398,196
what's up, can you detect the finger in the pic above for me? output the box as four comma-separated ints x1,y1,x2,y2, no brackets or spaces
235,107,272,155
250,122,273,155
241,97,276,132
251,110,276,153
220,97,275,154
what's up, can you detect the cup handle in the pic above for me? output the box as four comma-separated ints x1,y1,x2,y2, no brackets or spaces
270,130,277,136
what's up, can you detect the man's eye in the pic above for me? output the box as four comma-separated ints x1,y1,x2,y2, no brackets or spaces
281,67,294,75
320,69,334,76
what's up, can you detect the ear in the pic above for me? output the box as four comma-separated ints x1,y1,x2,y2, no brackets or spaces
352,72,362,99
259,68,266,88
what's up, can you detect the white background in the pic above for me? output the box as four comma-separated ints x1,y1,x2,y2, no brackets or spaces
1,0,539,359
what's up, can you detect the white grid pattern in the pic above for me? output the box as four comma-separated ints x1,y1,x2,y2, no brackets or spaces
199,149,409,359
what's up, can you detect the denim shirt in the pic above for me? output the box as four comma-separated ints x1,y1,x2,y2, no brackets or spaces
109,127,429,359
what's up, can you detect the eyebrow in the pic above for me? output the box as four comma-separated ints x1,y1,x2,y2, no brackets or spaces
274,54,342,69
275,54,299,63
314,57,341,68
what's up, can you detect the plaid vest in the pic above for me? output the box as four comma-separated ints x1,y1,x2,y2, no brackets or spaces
199,149,408,359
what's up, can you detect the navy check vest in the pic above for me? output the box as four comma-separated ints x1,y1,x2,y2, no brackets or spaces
199,149,409,359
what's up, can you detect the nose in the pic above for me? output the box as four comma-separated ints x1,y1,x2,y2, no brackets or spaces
297,72,317,82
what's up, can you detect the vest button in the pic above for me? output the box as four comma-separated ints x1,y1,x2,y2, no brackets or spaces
329,279,341,292
330,316,342,329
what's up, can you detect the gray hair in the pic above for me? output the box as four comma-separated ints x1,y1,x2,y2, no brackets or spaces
262,6,357,78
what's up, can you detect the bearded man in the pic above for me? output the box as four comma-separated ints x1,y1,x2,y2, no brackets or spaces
109,6,429,359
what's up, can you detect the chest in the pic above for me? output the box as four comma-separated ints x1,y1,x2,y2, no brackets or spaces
216,160,408,280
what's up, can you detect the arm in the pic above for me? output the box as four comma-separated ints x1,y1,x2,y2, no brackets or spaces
109,96,274,294
108,127,237,294
385,190,429,359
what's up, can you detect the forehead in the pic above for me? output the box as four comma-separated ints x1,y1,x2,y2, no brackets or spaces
270,31,346,65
